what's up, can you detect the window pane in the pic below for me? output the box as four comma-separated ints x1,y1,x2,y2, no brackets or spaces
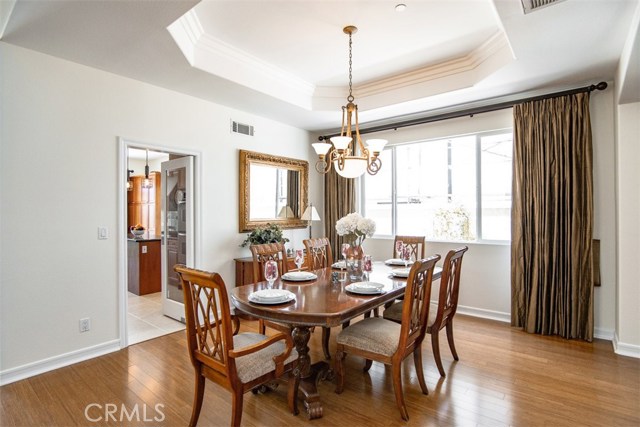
396,136,477,241
481,133,512,240
363,149,392,235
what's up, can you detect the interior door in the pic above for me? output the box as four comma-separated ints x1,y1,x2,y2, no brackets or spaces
161,156,194,321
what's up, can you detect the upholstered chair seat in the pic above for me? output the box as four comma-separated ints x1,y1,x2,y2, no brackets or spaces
336,317,401,357
233,333,299,383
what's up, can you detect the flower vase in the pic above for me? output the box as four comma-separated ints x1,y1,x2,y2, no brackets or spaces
346,245,365,281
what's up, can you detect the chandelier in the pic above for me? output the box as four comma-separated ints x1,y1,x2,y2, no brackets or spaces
312,26,387,178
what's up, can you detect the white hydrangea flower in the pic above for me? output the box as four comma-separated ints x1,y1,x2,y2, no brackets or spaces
335,212,376,245
357,217,376,237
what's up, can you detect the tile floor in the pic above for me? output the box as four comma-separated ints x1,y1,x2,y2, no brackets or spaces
127,292,185,345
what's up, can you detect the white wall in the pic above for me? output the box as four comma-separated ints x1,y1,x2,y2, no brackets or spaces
358,99,618,335
613,1,640,358
0,43,314,377
615,101,640,356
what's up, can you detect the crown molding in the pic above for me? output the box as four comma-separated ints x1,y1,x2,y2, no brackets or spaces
356,31,512,98
168,9,514,113
168,9,315,110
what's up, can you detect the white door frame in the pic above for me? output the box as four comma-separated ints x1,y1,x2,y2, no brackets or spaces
117,137,202,349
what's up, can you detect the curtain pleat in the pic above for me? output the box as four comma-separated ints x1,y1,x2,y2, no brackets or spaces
324,168,356,258
511,92,594,341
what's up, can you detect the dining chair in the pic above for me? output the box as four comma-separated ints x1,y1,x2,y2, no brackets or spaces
303,237,334,359
376,235,427,317
250,242,331,359
250,243,291,334
393,235,426,259
383,246,468,377
303,237,333,270
175,265,298,427
334,255,441,421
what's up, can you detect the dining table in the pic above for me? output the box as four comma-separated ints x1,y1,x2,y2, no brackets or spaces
231,261,442,419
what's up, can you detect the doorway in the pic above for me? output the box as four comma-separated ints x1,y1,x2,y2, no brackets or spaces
118,138,201,347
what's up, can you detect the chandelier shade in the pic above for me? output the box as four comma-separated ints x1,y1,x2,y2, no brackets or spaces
314,26,387,178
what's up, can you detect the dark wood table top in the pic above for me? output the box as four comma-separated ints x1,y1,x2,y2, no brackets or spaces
231,262,441,328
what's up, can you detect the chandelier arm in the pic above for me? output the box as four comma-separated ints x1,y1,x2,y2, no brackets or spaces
367,156,382,175
315,159,331,174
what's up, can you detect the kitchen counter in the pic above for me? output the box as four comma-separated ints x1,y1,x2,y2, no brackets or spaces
127,233,161,242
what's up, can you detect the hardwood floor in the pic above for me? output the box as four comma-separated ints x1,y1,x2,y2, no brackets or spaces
2,315,639,426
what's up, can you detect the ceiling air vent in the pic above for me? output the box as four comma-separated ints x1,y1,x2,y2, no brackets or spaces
231,120,254,136
521,0,565,14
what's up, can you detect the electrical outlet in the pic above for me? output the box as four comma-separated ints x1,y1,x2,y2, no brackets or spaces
141,245,147,254
79,318,91,333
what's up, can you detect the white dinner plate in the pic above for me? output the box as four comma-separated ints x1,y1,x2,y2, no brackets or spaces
281,271,317,281
331,260,346,270
345,282,385,295
249,289,296,305
385,258,414,266
391,268,411,278
391,266,443,278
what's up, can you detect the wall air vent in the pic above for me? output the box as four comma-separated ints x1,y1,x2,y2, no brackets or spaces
521,0,565,14
231,120,254,136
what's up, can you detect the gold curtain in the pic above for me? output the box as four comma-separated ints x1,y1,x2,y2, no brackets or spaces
324,168,356,258
511,92,594,342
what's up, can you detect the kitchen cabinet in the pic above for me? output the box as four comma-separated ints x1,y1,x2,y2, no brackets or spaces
127,172,161,235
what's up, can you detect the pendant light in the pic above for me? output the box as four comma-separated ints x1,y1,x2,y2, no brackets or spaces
126,148,133,191
142,149,152,189
312,26,387,178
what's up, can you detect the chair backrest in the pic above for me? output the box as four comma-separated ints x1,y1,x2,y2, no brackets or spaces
303,237,333,270
432,246,468,329
393,235,426,260
250,242,289,283
397,255,440,353
175,265,234,379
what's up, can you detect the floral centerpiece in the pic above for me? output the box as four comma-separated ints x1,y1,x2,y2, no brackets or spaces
335,213,376,279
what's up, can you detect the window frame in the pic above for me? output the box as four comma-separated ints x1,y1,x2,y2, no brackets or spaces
360,128,513,244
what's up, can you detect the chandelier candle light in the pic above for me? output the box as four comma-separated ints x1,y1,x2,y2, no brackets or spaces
313,26,388,178
336,212,376,280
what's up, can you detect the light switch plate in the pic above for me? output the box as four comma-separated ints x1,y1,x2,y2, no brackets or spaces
98,226,108,240
142,245,148,254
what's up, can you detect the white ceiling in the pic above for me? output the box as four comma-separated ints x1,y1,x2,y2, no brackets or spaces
1,0,637,132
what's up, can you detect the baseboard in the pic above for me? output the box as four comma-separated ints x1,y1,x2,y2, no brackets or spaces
456,305,510,323
0,339,121,386
613,332,640,358
594,327,614,341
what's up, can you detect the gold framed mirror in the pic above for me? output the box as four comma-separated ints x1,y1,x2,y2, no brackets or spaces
239,150,309,232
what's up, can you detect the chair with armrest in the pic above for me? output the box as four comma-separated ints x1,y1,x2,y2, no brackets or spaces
334,255,441,421
383,246,468,377
175,265,298,427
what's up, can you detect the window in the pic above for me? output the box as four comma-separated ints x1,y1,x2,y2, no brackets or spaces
362,130,512,242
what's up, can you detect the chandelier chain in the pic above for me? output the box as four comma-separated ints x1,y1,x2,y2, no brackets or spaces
348,32,354,103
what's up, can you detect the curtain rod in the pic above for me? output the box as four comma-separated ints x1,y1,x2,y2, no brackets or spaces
318,81,608,141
